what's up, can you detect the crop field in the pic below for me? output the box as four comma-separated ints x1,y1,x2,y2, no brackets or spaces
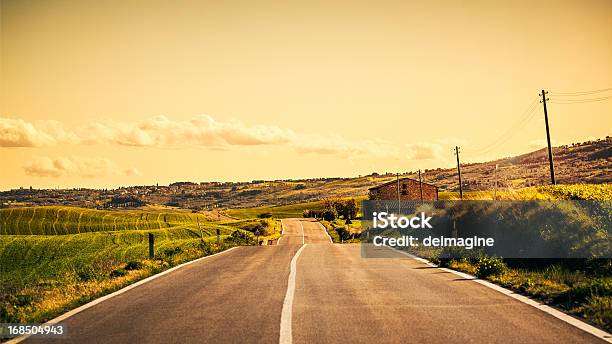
0,206,226,235
439,184,611,201
226,196,367,219
0,206,269,323
226,200,326,219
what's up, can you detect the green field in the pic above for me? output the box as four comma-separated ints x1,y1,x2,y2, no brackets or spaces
226,200,327,219
226,196,367,219
0,206,228,235
439,184,612,201
0,206,271,323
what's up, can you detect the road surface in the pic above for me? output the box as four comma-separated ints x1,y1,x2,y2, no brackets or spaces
25,219,606,343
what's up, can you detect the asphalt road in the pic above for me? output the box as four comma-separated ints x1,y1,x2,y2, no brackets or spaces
25,219,606,343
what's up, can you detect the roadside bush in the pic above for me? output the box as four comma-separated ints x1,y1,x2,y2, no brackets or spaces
230,229,254,244
555,278,612,305
125,261,143,271
110,268,127,278
76,267,104,281
163,247,183,257
437,247,485,268
476,257,507,278
198,241,213,255
322,211,336,221
0,305,20,323
573,296,612,331
77,269,96,281
303,209,324,218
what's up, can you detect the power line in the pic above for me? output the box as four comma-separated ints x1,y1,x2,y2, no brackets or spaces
466,98,540,156
468,98,538,154
549,95,612,104
549,87,612,96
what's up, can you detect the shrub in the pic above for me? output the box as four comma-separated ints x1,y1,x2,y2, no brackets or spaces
555,278,612,305
198,241,213,255
573,296,612,331
303,209,324,218
257,212,272,218
322,211,336,221
437,247,484,268
0,305,19,323
476,257,507,278
77,267,103,281
110,268,127,278
162,247,182,257
125,261,143,271
230,229,254,244
12,294,34,307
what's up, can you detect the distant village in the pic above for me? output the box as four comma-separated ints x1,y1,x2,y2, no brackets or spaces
0,177,388,210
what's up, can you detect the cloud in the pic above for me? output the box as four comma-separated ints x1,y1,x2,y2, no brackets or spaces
1,115,295,148
0,118,78,147
23,156,141,178
293,134,400,158
404,142,444,160
2,116,457,163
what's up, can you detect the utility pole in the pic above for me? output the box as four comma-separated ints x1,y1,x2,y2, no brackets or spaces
540,89,556,185
455,146,463,200
418,169,424,203
396,173,401,214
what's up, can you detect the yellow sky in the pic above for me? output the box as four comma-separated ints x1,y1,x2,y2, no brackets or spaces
1,0,611,189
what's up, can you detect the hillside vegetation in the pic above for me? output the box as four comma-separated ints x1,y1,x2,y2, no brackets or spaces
3,138,608,209
440,184,612,201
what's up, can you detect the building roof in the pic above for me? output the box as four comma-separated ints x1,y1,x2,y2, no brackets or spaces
368,177,438,191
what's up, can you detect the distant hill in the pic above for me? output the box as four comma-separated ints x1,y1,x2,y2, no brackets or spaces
418,137,610,192
1,137,609,209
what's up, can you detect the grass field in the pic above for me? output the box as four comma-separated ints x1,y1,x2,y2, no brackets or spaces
0,206,224,235
226,196,368,219
439,184,612,201
0,206,273,323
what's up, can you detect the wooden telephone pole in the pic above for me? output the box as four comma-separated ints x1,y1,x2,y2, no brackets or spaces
540,89,556,185
418,169,424,202
455,146,463,200
396,173,401,214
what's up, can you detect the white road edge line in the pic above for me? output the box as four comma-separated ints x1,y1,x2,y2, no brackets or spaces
387,247,612,343
279,243,307,344
6,246,241,344
318,222,333,244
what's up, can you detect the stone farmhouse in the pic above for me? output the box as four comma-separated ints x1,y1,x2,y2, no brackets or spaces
368,177,438,201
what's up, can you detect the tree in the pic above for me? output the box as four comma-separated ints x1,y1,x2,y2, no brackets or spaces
343,198,358,219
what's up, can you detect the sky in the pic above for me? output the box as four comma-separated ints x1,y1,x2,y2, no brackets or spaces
1,0,611,190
